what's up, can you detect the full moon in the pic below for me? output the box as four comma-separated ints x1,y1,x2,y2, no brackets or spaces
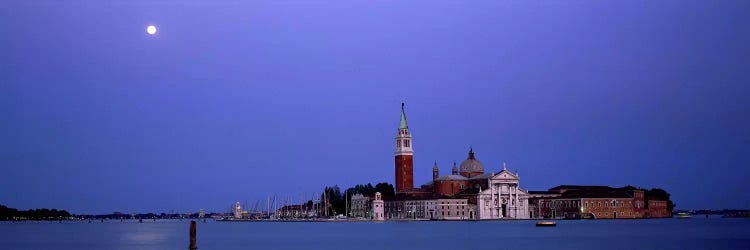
146,25,157,35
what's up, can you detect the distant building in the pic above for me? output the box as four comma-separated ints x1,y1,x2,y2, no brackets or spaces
528,185,670,219
647,200,670,218
350,194,372,218
476,164,530,219
394,103,414,193
384,103,529,220
371,103,669,221
233,202,242,219
384,198,476,220
275,203,314,219
373,192,385,221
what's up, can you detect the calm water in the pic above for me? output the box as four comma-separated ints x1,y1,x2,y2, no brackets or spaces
1,217,749,250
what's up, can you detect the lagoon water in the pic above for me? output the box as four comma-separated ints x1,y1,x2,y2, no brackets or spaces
1,217,749,250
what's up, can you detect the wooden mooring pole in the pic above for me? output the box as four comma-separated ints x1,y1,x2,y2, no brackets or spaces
189,220,197,250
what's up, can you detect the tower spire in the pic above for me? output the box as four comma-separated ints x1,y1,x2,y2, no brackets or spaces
399,103,408,129
394,102,413,193
432,161,439,181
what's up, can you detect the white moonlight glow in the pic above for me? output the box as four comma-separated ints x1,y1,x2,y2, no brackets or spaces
146,25,157,35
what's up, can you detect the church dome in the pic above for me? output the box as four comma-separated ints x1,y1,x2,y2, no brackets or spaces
459,148,484,174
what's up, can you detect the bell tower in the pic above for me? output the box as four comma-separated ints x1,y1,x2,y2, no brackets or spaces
432,161,439,181
394,103,414,193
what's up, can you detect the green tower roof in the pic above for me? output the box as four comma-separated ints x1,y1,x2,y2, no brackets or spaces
399,103,408,129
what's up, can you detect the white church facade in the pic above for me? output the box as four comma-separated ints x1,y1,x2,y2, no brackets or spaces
476,165,530,219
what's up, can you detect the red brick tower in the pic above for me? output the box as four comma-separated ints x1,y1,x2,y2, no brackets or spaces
395,103,414,193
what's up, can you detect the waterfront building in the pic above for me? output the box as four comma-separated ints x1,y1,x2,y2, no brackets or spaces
377,103,668,221
382,103,530,220
476,164,530,219
373,192,385,221
384,198,476,220
350,194,372,218
647,200,670,218
275,204,313,219
528,185,670,219
233,202,242,219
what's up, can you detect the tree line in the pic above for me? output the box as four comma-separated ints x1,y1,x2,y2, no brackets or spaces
318,182,395,216
0,204,72,220
644,188,675,212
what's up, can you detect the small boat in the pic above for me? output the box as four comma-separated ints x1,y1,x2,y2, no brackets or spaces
677,213,692,219
536,221,556,227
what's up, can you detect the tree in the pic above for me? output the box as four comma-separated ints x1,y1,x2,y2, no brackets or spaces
645,188,676,212
0,204,71,220
320,185,345,216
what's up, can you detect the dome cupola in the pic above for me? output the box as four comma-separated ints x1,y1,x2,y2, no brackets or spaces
459,147,484,177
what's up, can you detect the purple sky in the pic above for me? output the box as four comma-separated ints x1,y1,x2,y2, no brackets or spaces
1,1,749,214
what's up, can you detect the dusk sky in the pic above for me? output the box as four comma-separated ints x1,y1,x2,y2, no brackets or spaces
1,1,749,214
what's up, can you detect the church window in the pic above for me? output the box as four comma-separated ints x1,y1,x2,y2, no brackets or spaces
397,140,401,147
404,140,410,147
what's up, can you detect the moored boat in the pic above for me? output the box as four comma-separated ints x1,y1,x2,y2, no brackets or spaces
536,221,556,227
677,212,692,219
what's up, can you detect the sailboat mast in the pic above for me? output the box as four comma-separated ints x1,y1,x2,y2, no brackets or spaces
344,190,349,217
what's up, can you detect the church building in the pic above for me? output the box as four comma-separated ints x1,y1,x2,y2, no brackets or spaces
384,103,530,220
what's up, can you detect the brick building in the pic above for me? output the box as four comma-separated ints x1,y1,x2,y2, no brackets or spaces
647,200,670,218
529,185,670,219
376,103,670,221
384,103,529,220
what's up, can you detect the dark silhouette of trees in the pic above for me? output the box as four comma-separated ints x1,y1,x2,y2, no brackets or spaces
320,185,344,215
343,182,395,200
645,188,675,212
0,204,71,220
319,182,395,216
